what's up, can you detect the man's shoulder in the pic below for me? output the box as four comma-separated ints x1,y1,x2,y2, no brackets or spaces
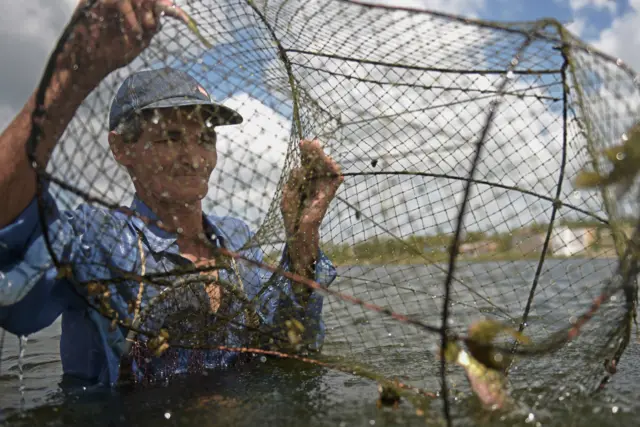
65,202,132,231
64,203,138,257
205,213,254,251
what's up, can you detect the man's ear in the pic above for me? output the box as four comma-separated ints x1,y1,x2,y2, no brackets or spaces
108,131,133,166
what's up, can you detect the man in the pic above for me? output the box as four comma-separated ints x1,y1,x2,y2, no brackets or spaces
0,0,343,387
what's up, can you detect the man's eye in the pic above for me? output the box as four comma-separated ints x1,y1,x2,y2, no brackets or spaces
157,131,183,143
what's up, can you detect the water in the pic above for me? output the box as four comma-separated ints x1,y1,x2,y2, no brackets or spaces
16,336,27,415
1,260,639,426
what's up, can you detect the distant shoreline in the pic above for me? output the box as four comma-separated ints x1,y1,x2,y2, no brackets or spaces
329,249,620,267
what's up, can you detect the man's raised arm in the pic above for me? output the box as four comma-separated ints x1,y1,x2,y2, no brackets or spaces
0,72,90,228
0,0,170,228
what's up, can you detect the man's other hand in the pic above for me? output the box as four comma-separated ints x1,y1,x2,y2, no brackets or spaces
281,139,343,281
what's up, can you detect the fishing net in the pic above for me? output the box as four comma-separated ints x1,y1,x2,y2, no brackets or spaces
4,0,640,425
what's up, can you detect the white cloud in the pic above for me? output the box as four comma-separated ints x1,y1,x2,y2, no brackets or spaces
207,92,291,228
566,16,588,37
588,1,640,72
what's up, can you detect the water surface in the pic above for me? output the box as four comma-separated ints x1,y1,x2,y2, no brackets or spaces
1,260,639,426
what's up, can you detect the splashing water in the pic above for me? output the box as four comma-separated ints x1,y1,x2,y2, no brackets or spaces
17,335,28,416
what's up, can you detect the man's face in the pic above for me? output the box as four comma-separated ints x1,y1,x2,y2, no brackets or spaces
110,106,218,204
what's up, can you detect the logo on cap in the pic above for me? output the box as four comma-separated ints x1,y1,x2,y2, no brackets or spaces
197,85,209,98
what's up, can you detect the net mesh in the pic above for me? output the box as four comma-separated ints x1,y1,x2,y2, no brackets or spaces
4,0,640,424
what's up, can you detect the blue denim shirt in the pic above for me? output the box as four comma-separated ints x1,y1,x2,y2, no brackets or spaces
0,189,336,386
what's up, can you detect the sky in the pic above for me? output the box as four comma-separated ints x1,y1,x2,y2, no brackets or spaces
1,0,637,128
1,0,639,243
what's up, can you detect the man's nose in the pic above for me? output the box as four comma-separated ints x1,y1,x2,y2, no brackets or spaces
178,142,203,169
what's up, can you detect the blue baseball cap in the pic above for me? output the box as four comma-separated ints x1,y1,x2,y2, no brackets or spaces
108,67,243,131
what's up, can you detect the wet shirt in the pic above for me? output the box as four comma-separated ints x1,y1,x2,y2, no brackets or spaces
0,188,336,386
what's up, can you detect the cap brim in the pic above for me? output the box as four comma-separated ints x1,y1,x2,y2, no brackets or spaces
141,99,243,126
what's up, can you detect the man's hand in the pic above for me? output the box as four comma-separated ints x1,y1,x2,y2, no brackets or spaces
281,139,343,293
59,0,177,93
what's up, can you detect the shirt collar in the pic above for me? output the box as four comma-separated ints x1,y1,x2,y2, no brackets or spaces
128,195,223,254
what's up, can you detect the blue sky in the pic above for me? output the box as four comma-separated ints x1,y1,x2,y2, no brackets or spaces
488,0,620,25
484,0,627,40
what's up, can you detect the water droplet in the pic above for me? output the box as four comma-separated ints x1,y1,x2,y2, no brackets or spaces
177,227,184,234
260,356,267,363
612,406,619,414
616,58,623,66
525,413,535,423
164,412,171,419
593,406,602,414
151,111,161,125
572,191,581,200
192,161,200,169
511,58,519,66
205,119,213,128
73,64,79,71
616,152,626,161
506,71,514,79
161,192,170,198
369,420,375,426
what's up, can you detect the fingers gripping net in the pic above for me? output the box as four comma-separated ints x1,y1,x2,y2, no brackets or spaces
14,0,640,423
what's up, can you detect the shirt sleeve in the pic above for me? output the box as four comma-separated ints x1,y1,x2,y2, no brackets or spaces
0,190,83,336
249,243,337,352
194,215,338,352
